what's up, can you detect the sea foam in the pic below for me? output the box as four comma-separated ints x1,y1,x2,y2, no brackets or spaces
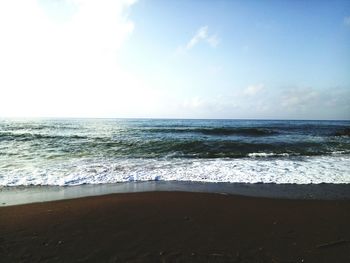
1,155,349,186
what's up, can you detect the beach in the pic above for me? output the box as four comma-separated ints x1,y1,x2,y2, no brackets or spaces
1,119,349,262
1,191,350,263
1,0,350,261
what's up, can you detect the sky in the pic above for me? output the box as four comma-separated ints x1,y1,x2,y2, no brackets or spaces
0,0,349,120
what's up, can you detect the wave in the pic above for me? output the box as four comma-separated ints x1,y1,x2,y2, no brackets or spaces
334,128,350,136
0,124,82,131
160,140,350,158
1,131,348,158
0,132,87,141
145,126,350,137
145,127,277,136
1,155,350,186
248,152,290,157
79,139,350,159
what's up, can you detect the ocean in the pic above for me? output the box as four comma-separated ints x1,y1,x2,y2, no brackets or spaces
0,118,349,186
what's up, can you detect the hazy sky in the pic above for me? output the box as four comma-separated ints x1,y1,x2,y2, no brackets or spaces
0,0,349,119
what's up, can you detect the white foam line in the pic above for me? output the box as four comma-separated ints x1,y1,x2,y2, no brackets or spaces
1,155,350,186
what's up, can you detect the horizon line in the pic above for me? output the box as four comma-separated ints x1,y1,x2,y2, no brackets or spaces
0,116,349,122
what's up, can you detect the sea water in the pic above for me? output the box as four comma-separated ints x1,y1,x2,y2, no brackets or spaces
0,118,349,186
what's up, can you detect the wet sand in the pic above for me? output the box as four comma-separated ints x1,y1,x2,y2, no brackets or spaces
1,191,350,262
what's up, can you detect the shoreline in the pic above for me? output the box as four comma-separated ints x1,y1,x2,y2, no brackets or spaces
1,191,349,262
1,181,350,207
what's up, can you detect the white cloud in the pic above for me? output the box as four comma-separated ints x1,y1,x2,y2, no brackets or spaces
171,86,350,120
181,95,236,118
183,97,206,109
186,26,209,49
177,25,220,53
280,87,318,109
243,84,264,96
344,16,350,26
275,86,350,119
0,0,164,118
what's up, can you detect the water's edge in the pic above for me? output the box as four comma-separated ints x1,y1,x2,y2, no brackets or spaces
1,181,350,206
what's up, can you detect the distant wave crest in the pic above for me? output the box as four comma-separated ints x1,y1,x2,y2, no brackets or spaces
146,127,277,136
0,132,87,141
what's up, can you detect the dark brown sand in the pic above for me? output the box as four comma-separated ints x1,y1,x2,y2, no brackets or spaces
0,191,350,263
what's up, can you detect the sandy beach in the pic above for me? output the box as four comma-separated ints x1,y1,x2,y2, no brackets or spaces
1,191,349,262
